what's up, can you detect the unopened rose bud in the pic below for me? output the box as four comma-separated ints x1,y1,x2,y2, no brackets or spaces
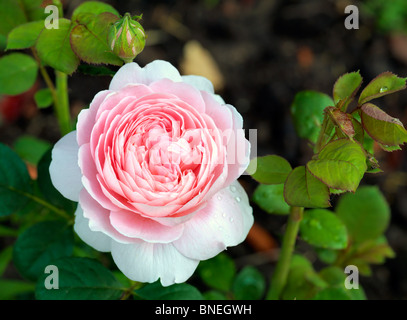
108,13,146,63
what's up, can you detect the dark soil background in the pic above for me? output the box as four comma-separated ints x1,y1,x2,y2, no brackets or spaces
2,0,407,299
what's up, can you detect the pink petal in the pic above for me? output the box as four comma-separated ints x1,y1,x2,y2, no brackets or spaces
109,209,184,243
173,180,253,260
77,90,112,146
150,78,206,113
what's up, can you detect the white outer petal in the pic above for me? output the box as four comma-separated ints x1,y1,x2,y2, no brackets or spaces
111,241,199,287
182,74,225,104
74,203,111,252
109,60,183,90
182,75,214,93
49,131,82,201
173,180,253,261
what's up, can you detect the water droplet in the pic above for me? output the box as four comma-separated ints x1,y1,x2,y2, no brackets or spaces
230,185,237,192
309,219,321,229
217,195,222,201
222,213,226,218
379,86,388,93
229,217,234,223
235,196,241,202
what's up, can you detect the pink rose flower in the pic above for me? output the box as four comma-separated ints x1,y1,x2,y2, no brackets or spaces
50,60,253,286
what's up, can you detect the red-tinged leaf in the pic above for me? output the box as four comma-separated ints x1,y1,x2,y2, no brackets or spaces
361,103,407,147
358,72,407,105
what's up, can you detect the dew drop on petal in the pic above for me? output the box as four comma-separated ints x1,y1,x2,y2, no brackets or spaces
235,196,241,202
230,185,237,192
217,195,222,200
229,217,234,223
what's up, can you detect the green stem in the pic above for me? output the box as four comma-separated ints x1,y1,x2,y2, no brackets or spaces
6,185,71,221
121,281,142,300
55,71,72,136
266,206,304,300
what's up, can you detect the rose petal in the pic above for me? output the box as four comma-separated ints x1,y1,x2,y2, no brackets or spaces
201,91,233,135
109,209,184,243
111,241,199,287
109,60,182,91
173,180,253,260
150,79,206,113
74,203,111,252
77,90,112,146
182,75,214,94
80,188,140,244
182,75,225,104
49,131,82,201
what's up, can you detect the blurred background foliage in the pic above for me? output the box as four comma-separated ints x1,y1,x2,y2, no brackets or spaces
2,0,407,299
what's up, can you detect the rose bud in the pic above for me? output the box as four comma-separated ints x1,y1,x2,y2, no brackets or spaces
108,13,146,63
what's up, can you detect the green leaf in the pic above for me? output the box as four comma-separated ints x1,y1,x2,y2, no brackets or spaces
336,186,390,244
0,246,13,277
316,267,367,300
203,290,227,300
71,1,119,22
0,143,33,216
358,72,407,105
70,12,123,66
13,220,74,281
37,149,76,212
0,53,38,96
34,88,53,109
352,236,395,265
252,183,290,215
290,90,335,144
315,247,338,264
21,0,48,22
307,139,367,192
0,0,27,37
281,255,327,300
198,253,236,292
13,135,51,165
36,18,80,75
284,166,330,208
0,34,6,50
333,71,363,110
36,257,123,300
6,20,44,50
232,266,265,300
247,155,292,184
0,224,19,237
361,103,407,147
312,287,351,300
135,281,203,300
300,209,348,249
0,279,35,300
378,143,402,152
